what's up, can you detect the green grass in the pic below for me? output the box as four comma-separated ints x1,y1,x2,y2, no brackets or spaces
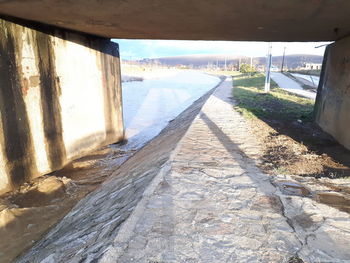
232,74,315,122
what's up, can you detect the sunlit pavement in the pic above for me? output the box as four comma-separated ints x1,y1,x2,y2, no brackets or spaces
102,78,350,263
291,73,320,87
271,72,317,100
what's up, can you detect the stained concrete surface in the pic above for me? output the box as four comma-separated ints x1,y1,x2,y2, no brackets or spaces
0,1,350,41
0,17,123,193
315,36,350,151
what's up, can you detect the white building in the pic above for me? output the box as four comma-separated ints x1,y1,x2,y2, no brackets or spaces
301,63,322,70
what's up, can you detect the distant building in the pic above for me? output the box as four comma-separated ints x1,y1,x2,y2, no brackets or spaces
271,65,279,72
300,63,322,70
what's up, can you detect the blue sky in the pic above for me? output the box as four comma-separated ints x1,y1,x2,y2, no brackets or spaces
113,39,330,60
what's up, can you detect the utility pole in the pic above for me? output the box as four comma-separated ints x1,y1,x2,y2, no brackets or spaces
224,57,227,71
264,43,272,93
281,47,286,72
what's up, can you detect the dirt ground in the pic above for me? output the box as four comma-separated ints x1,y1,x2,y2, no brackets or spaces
249,109,350,179
232,76,350,214
232,74,350,180
247,116,350,214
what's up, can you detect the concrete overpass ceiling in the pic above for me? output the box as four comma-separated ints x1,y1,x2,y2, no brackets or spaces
0,0,349,41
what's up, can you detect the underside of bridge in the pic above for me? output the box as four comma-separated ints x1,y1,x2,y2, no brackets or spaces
0,0,350,193
0,0,350,41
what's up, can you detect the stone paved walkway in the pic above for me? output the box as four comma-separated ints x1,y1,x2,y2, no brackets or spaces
101,78,350,263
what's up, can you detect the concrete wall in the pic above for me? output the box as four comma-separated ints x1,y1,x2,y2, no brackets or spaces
315,37,350,150
0,18,124,193
1,1,350,41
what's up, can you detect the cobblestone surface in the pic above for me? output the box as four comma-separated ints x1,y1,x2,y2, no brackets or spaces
101,78,350,263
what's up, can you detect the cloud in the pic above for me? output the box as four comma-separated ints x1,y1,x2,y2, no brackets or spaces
114,39,331,59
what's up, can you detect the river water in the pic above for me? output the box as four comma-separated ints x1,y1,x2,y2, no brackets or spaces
122,70,221,149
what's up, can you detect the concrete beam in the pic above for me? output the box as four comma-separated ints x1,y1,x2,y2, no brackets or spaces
0,17,124,193
0,0,350,41
315,37,350,150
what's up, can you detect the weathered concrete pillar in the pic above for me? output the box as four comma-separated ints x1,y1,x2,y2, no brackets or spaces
315,37,350,150
0,17,124,193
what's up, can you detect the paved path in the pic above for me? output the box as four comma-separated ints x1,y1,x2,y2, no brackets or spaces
291,73,320,87
100,78,350,263
271,72,316,100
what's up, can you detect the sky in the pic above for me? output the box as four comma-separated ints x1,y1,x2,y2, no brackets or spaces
113,39,331,60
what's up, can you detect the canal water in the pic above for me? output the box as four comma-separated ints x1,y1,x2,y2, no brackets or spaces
122,70,221,149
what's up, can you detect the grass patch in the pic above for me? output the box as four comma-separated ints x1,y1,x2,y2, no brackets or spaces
233,74,350,180
233,74,314,122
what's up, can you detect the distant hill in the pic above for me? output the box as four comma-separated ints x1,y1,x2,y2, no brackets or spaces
134,54,323,70
257,54,323,69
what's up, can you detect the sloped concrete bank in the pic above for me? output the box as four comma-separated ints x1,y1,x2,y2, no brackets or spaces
15,81,222,263
100,78,350,263
16,76,350,263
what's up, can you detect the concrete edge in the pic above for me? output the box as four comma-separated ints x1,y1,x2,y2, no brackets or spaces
99,77,229,262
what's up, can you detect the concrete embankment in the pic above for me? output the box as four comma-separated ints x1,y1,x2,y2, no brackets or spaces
14,77,350,263
101,78,350,263
15,82,220,263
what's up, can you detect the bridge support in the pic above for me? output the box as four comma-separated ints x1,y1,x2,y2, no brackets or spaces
315,37,350,150
0,17,124,193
